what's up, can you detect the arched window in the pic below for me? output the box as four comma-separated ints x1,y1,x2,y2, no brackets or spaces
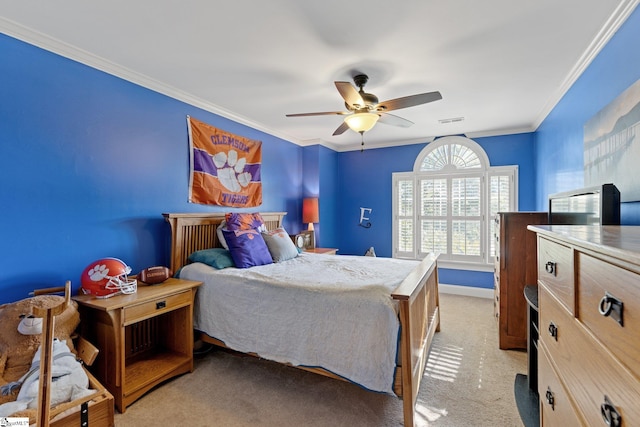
393,136,517,269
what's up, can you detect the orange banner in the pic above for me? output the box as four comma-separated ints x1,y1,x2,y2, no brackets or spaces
187,116,262,207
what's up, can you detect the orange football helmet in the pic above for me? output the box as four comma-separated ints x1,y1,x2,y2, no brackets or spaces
81,257,137,298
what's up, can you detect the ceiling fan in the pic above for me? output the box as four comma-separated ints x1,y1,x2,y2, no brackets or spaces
286,74,443,141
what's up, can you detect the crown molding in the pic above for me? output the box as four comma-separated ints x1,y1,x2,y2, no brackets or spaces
465,125,535,139
532,0,640,129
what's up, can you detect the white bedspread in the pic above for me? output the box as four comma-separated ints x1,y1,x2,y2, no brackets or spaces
179,253,420,393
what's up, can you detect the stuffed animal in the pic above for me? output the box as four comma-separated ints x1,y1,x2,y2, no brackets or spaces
0,294,80,416
0,339,92,417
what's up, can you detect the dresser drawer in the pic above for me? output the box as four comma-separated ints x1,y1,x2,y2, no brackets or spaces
538,284,573,364
538,343,585,426
539,285,640,425
576,252,640,379
538,237,574,313
123,290,192,325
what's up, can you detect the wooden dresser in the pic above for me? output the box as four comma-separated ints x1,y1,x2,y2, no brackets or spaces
494,212,547,349
529,225,640,426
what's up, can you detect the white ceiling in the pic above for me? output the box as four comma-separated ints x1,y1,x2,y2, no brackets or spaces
1,1,637,151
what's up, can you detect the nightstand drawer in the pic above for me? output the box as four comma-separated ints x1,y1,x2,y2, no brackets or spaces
123,290,191,325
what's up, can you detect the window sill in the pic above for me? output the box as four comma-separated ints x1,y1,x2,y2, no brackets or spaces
395,255,495,273
436,260,494,272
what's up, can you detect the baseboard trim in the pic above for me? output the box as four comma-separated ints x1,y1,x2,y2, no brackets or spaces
439,283,493,299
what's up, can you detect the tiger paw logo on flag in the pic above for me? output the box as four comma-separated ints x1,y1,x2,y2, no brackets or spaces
212,149,252,192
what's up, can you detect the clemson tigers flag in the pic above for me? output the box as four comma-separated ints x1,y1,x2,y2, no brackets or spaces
187,116,262,207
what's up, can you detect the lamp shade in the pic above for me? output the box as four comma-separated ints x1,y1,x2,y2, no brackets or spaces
302,197,319,228
344,112,379,133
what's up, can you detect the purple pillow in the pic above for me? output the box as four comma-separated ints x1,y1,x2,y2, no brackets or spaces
222,228,273,268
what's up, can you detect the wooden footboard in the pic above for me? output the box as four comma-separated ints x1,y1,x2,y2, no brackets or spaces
392,253,440,427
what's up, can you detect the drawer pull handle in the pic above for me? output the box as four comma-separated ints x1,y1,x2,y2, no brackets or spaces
545,387,555,410
601,395,621,427
156,301,166,310
545,261,556,276
548,322,558,340
598,292,624,327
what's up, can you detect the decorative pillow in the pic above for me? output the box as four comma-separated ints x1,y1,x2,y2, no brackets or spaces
216,221,229,250
188,248,235,269
222,228,273,268
262,228,299,262
225,213,266,232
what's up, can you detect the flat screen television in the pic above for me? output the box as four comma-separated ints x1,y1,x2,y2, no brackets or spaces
548,183,620,225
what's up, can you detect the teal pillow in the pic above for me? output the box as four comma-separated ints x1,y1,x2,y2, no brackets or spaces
188,248,235,269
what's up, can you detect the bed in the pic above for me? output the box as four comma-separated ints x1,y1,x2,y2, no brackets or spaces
163,212,440,426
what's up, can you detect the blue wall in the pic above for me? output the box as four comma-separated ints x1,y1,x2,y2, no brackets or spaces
0,34,303,304
534,5,640,223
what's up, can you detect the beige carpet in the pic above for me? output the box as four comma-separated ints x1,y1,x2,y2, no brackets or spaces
114,293,526,426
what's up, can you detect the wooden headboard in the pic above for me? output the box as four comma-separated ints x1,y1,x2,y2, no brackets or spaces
163,212,286,272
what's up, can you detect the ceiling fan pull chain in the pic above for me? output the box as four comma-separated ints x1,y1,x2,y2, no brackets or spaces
360,131,365,152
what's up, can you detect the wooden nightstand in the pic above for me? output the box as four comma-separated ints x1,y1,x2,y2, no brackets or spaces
304,248,338,255
73,278,202,413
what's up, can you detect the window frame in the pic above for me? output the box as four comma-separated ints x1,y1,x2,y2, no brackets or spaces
392,136,517,271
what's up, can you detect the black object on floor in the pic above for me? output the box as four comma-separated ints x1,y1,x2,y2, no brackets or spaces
193,341,215,357
514,373,540,427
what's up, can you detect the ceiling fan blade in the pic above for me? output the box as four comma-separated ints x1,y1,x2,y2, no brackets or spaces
286,111,349,117
332,121,350,136
376,91,442,112
335,81,365,108
378,113,414,128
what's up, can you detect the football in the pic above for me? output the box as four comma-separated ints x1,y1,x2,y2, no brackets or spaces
138,266,173,284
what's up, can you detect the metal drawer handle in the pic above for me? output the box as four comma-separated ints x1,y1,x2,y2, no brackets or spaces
548,322,558,341
601,395,621,427
545,261,556,276
545,387,555,411
156,300,166,310
598,292,624,327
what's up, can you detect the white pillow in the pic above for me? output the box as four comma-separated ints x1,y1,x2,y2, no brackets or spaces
217,221,229,249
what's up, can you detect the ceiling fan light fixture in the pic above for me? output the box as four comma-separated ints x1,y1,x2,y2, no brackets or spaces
344,112,379,133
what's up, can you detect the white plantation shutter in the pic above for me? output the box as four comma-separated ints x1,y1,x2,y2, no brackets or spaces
419,178,448,255
393,176,414,257
488,170,516,258
393,136,516,268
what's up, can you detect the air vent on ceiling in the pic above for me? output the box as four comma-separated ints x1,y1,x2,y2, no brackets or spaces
438,117,465,124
